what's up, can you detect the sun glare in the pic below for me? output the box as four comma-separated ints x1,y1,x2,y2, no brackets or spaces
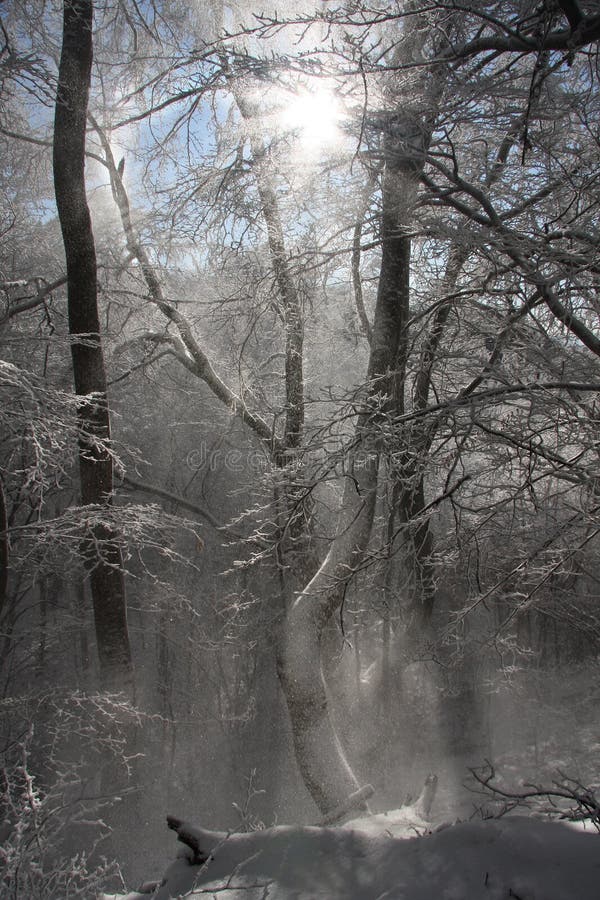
279,84,343,153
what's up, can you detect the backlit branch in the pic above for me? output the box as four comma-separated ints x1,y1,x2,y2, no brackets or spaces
89,115,282,454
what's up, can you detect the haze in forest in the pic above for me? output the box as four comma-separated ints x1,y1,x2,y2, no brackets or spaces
1,0,600,897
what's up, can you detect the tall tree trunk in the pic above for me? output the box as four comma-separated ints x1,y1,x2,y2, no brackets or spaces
53,0,132,692
277,125,422,813
276,0,453,808
0,476,7,625
396,118,525,625
231,88,318,582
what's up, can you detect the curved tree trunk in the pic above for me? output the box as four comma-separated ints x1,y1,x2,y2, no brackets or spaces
53,0,133,692
276,0,454,808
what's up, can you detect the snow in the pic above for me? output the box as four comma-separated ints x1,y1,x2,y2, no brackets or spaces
117,811,600,899
342,806,430,838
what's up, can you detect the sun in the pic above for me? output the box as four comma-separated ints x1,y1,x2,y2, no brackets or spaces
279,83,343,152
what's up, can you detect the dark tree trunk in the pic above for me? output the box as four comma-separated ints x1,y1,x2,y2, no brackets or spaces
0,477,7,624
53,0,133,692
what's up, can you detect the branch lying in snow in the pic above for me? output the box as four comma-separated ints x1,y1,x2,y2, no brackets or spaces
121,808,600,899
166,788,376,868
164,777,436,880
470,762,600,827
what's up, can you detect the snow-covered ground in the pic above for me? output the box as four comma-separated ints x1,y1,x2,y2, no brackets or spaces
103,808,600,899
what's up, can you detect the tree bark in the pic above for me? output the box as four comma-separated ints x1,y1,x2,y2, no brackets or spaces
278,127,422,813
351,178,377,346
397,117,525,625
53,0,132,692
275,0,455,805
231,88,317,581
235,98,305,452
0,476,7,624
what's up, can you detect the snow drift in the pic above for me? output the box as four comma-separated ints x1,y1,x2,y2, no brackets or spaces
107,811,600,899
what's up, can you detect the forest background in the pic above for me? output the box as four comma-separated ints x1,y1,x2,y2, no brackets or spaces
2,0,600,894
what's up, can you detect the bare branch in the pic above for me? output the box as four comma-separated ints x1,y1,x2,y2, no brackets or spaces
89,115,282,454
120,475,225,533
1,276,67,322
470,762,600,826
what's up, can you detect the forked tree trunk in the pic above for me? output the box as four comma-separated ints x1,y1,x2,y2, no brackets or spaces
53,0,133,692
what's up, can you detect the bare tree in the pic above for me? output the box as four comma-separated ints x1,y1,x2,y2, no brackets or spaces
53,0,132,692
5,0,600,826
